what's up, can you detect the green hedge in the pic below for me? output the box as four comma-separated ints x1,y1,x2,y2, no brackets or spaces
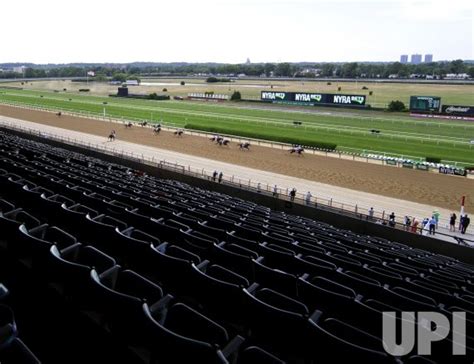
149,93,170,100
185,124,337,150
206,77,231,83
426,156,441,163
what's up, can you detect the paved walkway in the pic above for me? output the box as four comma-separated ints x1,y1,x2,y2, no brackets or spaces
1,115,472,244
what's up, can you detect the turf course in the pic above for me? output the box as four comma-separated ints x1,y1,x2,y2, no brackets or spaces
1,88,473,166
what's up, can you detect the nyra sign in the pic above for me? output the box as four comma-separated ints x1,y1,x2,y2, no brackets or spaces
261,92,287,101
294,93,323,103
332,94,366,105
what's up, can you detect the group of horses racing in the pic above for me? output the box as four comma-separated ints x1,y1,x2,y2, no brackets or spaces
109,122,184,141
109,122,304,155
210,135,251,150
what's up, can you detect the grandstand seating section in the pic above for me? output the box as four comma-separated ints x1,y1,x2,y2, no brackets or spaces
0,129,473,363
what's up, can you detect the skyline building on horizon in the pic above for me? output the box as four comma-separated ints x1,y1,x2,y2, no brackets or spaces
424,54,433,63
400,54,408,64
411,54,422,64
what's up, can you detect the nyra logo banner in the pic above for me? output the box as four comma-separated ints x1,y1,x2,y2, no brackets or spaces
294,93,323,103
261,91,366,106
261,91,287,101
332,94,366,105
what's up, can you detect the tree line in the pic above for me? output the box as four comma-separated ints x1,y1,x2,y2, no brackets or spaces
0,60,472,79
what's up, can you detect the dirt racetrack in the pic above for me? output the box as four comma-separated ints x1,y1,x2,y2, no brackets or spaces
0,104,472,212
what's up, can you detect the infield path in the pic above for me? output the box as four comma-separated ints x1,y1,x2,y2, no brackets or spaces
1,113,472,240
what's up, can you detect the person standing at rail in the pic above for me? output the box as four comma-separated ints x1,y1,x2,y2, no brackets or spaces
461,215,470,234
449,213,457,232
429,215,437,235
273,185,278,197
289,188,296,202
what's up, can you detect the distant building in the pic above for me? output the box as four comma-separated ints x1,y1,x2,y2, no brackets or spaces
424,54,433,63
12,66,26,74
411,54,422,64
125,80,139,86
445,73,469,80
400,55,408,64
246,58,251,64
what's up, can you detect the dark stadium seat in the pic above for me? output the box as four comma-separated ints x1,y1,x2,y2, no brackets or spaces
242,286,317,360
144,242,203,292
143,301,244,364
375,286,438,311
0,209,41,250
335,270,383,298
0,337,41,364
81,214,128,250
363,266,405,287
237,346,285,364
180,230,219,258
49,243,116,302
17,224,78,271
308,315,398,363
0,304,17,351
59,203,99,234
253,257,299,297
191,262,250,321
211,242,258,279
297,275,357,313
0,199,15,214
90,267,165,345
114,227,161,267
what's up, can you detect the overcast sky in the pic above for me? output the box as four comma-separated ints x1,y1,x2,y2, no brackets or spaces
1,0,472,64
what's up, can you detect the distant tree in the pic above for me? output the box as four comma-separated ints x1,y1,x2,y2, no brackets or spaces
264,63,276,77
112,73,127,82
449,59,465,74
388,100,405,112
230,91,241,101
341,62,359,78
94,74,108,82
468,67,474,78
275,63,292,77
321,64,335,77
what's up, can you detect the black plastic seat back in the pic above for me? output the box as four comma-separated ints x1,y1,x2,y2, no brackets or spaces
310,317,396,364
238,346,285,364
0,209,41,243
143,303,227,364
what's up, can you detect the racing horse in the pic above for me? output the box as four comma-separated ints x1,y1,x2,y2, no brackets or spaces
238,142,250,151
289,145,304,155
125,122,133,128
218,139,230,146
174,129,184,137
153,126,161,134
138,121,148,127
56,112,62,117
